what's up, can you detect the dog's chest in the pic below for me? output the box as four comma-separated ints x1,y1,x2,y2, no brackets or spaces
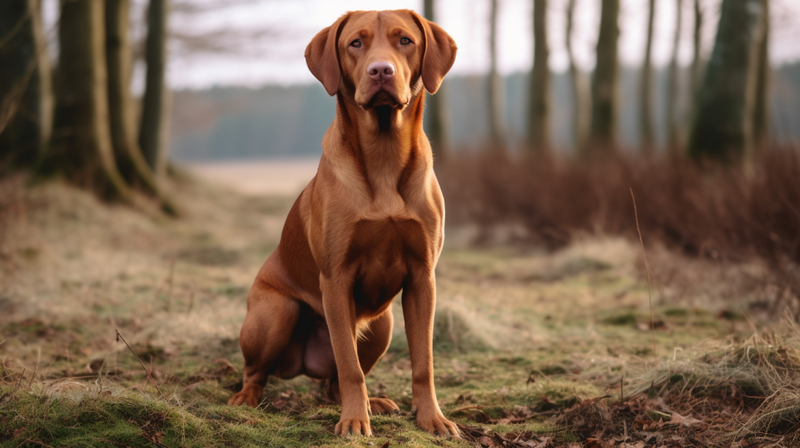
345,216,427,315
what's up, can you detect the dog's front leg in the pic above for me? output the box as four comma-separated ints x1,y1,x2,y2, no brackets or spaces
321,275,372,437
402,270,461,438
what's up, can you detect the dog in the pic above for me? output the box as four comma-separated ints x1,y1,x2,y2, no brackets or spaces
227,9,458,438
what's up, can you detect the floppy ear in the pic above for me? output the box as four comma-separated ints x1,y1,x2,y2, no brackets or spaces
410,11,457,94
305,13,350,96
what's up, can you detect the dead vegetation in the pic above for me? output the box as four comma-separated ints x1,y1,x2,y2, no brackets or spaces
439,149,800,320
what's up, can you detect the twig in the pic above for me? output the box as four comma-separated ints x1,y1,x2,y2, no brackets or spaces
28,347,40,389
186,283,195,315
620,375,624,401
115,329,165,398
166,257,175,312
630,188,657,357
15,368,26,389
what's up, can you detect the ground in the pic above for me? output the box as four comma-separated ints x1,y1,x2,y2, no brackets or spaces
1,165,798,448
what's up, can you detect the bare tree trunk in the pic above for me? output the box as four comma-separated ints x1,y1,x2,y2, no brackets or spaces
423,0,450,164
139,0,168,173
527,0,550,154
0,0,52,167
690,0,703,98
639,0,656,154
46,0,131,200
488,0,507,151
589,0,620,155
751,0,770,155
565,0,589,156
666,0,684,154
688,0,765,163
105,0,169,203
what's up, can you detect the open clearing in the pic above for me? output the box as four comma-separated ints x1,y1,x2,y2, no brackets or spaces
1,166,798,447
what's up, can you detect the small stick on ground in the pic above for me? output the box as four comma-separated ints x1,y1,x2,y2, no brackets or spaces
186,283,195,315
620,375,624,401
630,188,657,357
115,329,165,398
166,257,175,312
28,347,40,389
15,368,26,389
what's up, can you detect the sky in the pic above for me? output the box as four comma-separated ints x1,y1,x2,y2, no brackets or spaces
42,0,800,90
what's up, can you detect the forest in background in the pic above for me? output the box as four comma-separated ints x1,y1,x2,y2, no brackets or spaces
169,63,800,161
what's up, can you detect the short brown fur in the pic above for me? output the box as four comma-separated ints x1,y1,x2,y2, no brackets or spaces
227,9,458,438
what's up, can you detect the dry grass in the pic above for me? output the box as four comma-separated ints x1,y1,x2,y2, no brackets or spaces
2,161,799,447
439,149,800,319
551,318,800,447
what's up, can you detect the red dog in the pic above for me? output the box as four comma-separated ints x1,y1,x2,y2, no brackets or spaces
228,9,458,438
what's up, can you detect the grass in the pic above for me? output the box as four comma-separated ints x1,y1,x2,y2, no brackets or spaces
1,171,799,447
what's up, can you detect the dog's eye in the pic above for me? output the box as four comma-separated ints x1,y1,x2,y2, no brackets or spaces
350,39,362,48
400,37,412,45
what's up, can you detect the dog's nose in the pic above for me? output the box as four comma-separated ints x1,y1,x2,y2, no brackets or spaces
367,61,395,81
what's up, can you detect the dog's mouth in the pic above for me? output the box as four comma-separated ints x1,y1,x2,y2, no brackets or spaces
360,85,405,111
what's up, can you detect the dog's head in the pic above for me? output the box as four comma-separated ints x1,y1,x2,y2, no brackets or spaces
305,10,456,110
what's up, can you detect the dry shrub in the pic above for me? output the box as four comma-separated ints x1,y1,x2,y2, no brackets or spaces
439,149,800,316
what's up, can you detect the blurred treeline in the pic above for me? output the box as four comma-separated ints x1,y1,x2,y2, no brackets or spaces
169,65,800,161
171,0,797,164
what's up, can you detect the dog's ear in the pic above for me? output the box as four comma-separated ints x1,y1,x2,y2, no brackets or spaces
305,13,350,96
410,11,457,94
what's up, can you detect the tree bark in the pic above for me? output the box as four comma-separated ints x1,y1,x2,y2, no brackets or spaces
105,0,166,198
45,0,131,200
488,0,507,151
139,0,168,173
423,0,450,164
688,0,765,163
527,0,550,154
751,0,770,154
666,0,683,154
565,0,589,157
639,0,656,155
690,0,703,98
589,0,620,155
0,0,52,168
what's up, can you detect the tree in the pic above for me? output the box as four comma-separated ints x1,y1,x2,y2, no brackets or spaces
589,0,620,154
105,0,167,198
565,0,589,156
666,0,684,153
139,0,169,173
639,0,656,154
527,0,550,154
423,0,451,163
751,0,770,153
688,0,765,163
43,0,131,200
488,0,507,150
690,0,703,98
0,0,52,168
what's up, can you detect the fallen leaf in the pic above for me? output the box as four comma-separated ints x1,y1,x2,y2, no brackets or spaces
668,412,701,427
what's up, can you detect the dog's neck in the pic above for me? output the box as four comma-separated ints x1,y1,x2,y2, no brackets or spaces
329,91,431,196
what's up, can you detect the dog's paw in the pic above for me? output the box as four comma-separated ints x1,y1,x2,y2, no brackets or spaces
369,397,400,415
335,415,372,437
227,384,263,407
416,411,460,438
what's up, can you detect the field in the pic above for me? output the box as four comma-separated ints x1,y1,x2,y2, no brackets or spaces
1,165,799,448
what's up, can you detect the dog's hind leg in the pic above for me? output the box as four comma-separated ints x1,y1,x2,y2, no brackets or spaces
228,284,300,407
